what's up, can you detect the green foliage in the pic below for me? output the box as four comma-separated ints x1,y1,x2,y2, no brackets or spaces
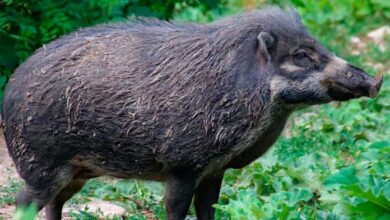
324,143,390,219
272,0,390,57
67,179,166,219
12,205,37,220
0,177,22,206
215,187,315,219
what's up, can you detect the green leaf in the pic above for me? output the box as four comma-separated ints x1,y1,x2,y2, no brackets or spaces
369,141,390,149
324,166,358,186
13,205,38,220
344,184,390,212
285,188,313,207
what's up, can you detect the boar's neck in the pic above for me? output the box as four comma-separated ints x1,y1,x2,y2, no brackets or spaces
226,104,291,169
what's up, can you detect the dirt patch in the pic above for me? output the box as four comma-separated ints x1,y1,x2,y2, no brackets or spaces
349,25,390,74
0,129,18,186
64,200,128,219
0,129,19,219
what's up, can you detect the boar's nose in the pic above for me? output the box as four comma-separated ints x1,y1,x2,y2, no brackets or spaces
369,74,384,97
346,64,383,98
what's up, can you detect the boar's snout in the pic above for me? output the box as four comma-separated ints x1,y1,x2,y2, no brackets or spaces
346,65,383,98
368,74,383,97
322,58,383,101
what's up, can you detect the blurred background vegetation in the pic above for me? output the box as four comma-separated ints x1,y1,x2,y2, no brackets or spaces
1,0,390,219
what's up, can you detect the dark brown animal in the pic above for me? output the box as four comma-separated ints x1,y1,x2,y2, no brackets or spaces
2,7,383,220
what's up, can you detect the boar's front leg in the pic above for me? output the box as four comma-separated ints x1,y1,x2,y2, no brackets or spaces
194,173,224,220
165,174,196,220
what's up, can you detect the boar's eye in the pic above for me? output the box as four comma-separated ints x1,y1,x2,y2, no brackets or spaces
292,50,313,68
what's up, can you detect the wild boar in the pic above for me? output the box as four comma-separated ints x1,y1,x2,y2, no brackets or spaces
2,7,383,220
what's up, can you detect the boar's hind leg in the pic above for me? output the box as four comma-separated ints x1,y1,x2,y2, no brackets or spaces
16,186,48,211
165,174,196,220
194,173,224,220
16,165,84,220
45,179,86,220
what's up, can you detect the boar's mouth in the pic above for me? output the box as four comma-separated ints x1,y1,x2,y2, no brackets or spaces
325,74,383,101
326,81,360,101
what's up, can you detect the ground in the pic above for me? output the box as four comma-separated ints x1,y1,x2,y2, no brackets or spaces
0,129,19,219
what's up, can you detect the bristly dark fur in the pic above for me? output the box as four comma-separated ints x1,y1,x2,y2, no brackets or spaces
2,6,339,219
4,6,308,175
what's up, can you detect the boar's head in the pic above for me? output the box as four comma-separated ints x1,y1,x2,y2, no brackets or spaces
254,8,383,108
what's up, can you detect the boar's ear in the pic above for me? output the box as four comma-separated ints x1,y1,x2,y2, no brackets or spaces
257,32,275,64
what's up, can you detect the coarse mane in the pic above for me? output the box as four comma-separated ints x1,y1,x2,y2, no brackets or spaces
61,6,306,40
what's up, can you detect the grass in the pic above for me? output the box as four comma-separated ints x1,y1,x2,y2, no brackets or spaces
0,177,21,206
